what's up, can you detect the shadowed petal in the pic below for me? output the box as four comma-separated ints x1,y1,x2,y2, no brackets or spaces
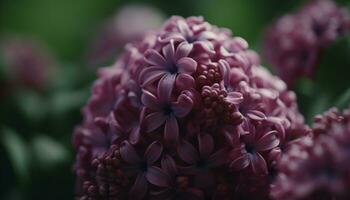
176,73,195,91
144,112,166,133
164,116,179,143
208,148,228,167
255,131,280,151
146,166,170,187
178,139,199,164
250,152,268,175
161,155,178,176
140,67,166,87
158,74,176,103
159,32,186,43
145,49,167,66
172,91,193,118
129,173,148,200
175,42,193,60
177,57,197,74
198,134,214,159
141,90,160,110
229,154,250,170
120,141,141,164
145,141,163,165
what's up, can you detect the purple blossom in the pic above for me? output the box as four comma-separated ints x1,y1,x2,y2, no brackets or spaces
140,40,197,90
229,122,280,175
271,107,350,200
120,140,166,200
263,0,350,87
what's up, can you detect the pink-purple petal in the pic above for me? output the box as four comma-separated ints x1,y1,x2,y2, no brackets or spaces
249,152,268,175
129,173,148,200
175,73,195,91
162,40,175,62
139,67,166,87
229,154,250,171
161,155,178,175
255,131,280,151
144,49,167,66
141,90,160,110
177,139,199,164
145,166,170,187
120,141,141,164
144,112,166,133
175,42,193,60
246,110,267,121
177,57,197,74
144,141,163,165
198,134,214,159
164,116,179,143
158,74,176,103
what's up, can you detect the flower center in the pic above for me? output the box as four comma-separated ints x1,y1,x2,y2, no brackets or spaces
163,105,173,115
245,144,255,154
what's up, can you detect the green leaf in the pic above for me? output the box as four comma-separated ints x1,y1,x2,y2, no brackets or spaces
31,135,70,170
1,127,30,182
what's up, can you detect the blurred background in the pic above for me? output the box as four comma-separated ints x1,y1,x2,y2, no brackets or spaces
0,0,349,199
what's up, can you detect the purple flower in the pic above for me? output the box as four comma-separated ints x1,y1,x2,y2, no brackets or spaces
229,122,280,175
177,134,228,188
140,40,197,90
87,5,164,65
142,87,194,143
271,107,350,200
150,155,205,200
120,140,166,200
1,37,54,90
263,0,350,87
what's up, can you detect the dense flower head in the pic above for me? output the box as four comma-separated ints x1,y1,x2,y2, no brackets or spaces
0,37,53,90
263,0,350,86
271,107,350,200
87,4,164,66
73,16,308,199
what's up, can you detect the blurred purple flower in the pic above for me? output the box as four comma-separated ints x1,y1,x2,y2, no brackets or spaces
263,0,350,87
87,5,164,66
1,37,54,90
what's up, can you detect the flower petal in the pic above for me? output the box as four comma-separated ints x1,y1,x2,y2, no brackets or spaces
249,152,268,175
120,141,141,164
176,73,195,91
164,115,179,144
172,90,194,117
177,19,192,36
159,32,185,43
162,40,175,62
129,126,140,145
246,110,266,121
255,131,280,151
177,57,197,74
139,67,166,87
229,154,250,171
198,134,214,159
175,41,193,60
144,49,166,66
225,92,244,105
144,141,163,165
141,90,160,110
177,139,199,164
129,173,148,200
161,155,178,176
208,148,228,167
144,112,166,133
145,166,170,187
158,74,176,103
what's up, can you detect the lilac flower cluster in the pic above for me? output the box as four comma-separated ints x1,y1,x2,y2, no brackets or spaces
73,16,308,199
272,107,350,200
263,0,350,86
